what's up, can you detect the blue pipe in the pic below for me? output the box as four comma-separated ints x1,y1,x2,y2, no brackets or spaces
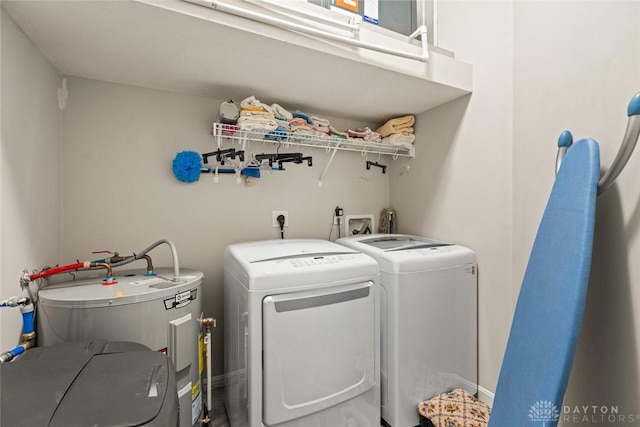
10,345,26,358
21,305,34,335
0,302,35,363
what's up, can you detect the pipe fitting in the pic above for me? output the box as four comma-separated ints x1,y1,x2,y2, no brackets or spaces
90,262,113,278
0,296,30,308
22,332,36,342
20,270,31,288
140,254,155,276
0,339,34,364
108,252,133,264
202,318,215,329
0,351,14,364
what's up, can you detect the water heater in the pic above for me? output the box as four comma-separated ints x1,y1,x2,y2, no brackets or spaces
37,267,204,427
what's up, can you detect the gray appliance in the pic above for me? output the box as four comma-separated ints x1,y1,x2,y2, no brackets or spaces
37,268,204,427
1,340,178,427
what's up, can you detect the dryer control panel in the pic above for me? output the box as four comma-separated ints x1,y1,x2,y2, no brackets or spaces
288,254,356,268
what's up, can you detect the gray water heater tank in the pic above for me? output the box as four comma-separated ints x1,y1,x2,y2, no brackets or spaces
37,267,204,427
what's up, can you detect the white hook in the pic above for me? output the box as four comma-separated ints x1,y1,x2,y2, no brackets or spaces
400,160,411,176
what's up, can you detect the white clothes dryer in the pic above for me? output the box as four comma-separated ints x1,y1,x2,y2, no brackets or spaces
224,239,380,427
336,234,477,427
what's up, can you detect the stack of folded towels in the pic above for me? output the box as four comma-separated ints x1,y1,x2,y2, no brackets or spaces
232,97,416,151
376,115,416,148
347,127,382,143
265,103,292,141
288,111,331,138
237,96,278,133
311,115,330,135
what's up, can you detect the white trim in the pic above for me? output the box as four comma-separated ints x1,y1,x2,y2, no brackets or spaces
183,0,429,62
244,0,361,32
478,385,495,408
204,373,228,390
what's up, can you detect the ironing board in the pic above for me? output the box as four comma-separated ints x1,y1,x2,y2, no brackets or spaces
488,137,600,426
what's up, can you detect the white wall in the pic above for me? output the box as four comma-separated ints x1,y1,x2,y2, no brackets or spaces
393,0,640,416
6,1,640,417
513,1,640,422
60,76,391,376
390,1,514,401
0,9,62,350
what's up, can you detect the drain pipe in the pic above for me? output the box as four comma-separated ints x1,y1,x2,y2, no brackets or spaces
200,317,216,425
0,299,36,363
109,239,180,281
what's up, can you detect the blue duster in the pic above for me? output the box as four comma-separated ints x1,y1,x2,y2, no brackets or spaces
172,151,202,183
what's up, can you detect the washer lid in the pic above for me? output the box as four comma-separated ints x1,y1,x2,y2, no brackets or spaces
336,234,476,273
358,235,450,251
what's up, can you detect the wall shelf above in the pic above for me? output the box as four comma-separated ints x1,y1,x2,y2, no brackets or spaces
3,0,473,123
212,122,415,159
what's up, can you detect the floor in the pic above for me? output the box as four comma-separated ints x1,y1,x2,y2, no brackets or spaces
208,388,230,427
206,389,388,427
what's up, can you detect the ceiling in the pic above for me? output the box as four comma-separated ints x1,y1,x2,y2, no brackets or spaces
2,0,472,123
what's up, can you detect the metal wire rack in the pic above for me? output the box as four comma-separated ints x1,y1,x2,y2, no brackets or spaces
211,122,415,159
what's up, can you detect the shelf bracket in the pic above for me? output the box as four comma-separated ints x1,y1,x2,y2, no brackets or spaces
318,144,341,187
366,160,386,174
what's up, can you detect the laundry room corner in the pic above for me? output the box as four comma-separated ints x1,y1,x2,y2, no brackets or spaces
390,0,515,404
0,7,63,352
58,76,394,378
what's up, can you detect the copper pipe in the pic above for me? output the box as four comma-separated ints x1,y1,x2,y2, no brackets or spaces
90,262,113,277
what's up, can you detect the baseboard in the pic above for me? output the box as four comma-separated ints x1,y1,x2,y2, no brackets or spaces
203,373,228,390
205,372,496,409
478,385,495,408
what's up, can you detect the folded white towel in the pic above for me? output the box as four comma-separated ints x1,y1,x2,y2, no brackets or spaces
237,115,278,131
275,119,291,129
382,133,415,148
311,115,330,127
240,110,275,118
311,124,330,134
271,103,293,121
241,95,259,108
238,122,278,132
240,96,274,115
356,127,382,143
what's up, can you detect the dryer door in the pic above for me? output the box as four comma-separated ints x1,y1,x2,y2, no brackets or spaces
262,281,375,426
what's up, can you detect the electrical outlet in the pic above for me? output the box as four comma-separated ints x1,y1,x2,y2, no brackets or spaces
272,211,289,228
333,206,344,225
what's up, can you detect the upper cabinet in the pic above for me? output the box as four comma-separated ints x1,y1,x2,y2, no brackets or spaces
2,0,472,122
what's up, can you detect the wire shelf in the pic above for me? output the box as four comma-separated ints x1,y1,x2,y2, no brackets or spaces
212,122,415,158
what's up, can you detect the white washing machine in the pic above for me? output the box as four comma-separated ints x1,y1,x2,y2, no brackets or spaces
336,234,477,427
224,239,380,427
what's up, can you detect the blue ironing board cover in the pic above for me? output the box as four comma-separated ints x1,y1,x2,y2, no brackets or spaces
488,138,600,427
